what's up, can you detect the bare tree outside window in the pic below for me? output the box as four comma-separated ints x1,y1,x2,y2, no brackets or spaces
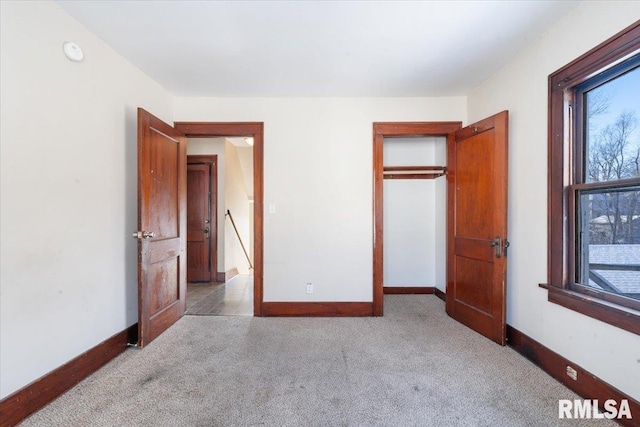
585,68,640,245
579,63,640,300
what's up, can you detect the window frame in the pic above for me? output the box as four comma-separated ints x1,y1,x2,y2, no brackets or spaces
547,21,640,336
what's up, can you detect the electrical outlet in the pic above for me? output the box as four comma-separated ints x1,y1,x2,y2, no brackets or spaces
566,366,578,381
306,283,313,294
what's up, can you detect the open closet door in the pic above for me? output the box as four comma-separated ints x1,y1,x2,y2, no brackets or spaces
135,108,187,347
446,111,508,345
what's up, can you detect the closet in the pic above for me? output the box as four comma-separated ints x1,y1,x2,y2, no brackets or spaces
373,114,508,345
382,137,447,293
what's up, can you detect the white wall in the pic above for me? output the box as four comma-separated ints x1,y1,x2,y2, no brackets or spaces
0,1,174,398
467,1,640,399
224,141,253,274
235,147,255,264
175,98,466,301
383,138,440,287
186,138,227,273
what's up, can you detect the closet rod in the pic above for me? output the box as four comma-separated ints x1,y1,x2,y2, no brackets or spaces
383,166,446,180
383,166,446,171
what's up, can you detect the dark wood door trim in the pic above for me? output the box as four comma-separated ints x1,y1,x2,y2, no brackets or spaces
175,122,264,317
373,122,462,316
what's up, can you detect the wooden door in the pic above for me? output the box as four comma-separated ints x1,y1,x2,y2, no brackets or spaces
136,108,187,347
187,158,217,282
446,111,509,345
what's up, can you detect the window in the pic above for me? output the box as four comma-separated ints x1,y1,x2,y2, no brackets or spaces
547,22,640,335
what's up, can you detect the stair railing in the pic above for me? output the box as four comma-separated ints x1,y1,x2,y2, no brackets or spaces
225,209,253,270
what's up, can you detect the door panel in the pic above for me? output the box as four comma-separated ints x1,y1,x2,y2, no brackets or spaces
186,160,216,282
137,108,186,348
455,131,494,239
149,132,180,237
149,259,179,313
455,257,493,312
446,111,508,345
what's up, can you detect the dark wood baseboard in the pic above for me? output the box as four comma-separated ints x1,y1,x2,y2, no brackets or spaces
215,268,239,283
383,286,435,294
225,267,239,281
434,288,446,302
507,325,639,426
262,302,373,317
0,324,137,427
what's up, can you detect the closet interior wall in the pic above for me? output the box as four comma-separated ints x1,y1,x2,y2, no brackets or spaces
382,137,447,291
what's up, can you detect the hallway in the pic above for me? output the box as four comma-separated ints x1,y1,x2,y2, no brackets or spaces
186,274,253,316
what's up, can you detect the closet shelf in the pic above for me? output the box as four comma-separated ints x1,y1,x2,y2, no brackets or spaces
383,166,446,179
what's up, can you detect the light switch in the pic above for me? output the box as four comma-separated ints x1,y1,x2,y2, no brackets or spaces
269,203,276,214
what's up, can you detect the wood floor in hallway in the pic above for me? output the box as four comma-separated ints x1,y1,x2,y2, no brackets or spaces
186,274,253,316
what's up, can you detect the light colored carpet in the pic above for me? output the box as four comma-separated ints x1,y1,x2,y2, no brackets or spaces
21,296,614,426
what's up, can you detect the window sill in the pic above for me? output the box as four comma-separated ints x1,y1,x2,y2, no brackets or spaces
544,285,640,336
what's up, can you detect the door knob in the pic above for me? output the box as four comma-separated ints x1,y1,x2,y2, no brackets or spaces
490,236,503,258
132,231,155,239
204,227,210,238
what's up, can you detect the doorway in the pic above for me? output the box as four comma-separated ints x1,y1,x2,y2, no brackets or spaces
185,137,255,316
175,122,264,317
382,136,447,295
373,122,461,315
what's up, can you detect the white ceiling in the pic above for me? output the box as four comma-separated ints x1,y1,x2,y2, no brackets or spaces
56,0,581,97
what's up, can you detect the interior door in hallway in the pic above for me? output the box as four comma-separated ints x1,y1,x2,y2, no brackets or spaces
187,156,217,282
446,111,509,345
136,108,187,347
